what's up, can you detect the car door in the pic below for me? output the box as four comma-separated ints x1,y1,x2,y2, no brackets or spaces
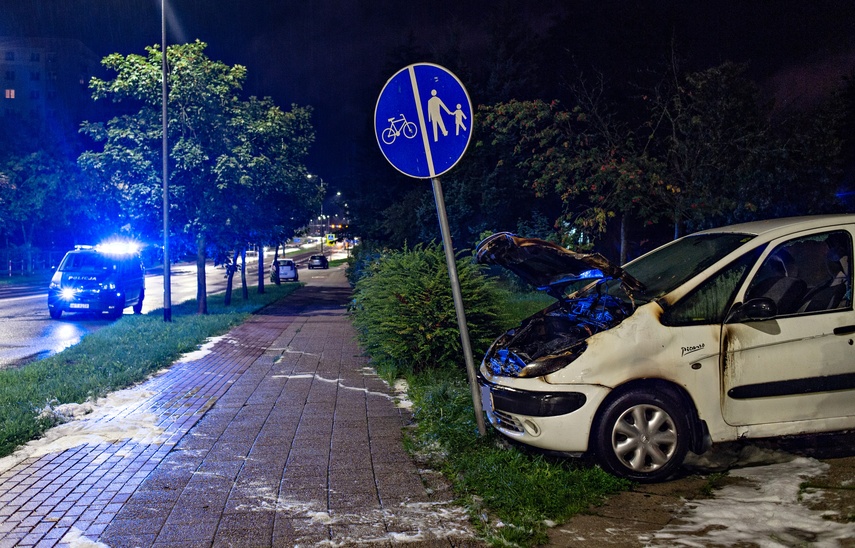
722,227,855,426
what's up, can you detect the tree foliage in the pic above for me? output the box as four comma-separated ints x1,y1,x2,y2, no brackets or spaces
481,96,665,260
78,41,317,313
480,61,847,259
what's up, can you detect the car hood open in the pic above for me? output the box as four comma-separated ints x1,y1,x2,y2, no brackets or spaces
475,232,643,294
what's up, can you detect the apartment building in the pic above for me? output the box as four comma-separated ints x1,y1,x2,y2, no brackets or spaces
0,37,101,130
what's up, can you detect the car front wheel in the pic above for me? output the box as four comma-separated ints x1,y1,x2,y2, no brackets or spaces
593,389,689,483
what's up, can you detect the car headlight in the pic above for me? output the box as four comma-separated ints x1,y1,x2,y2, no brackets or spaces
517,341,588,378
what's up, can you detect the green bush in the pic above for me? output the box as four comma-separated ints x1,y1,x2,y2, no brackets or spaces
350,243,508,378
345,241,386,286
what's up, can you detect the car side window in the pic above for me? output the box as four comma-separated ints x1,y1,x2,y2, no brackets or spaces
662,248,762,326
745,230,852,315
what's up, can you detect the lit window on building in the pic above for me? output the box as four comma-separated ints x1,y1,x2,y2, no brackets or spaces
4,89,14,99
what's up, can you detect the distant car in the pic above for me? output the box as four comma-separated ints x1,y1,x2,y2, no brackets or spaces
48,244,145,320
475,215,855,482
307,255,329,269
274,259,299,282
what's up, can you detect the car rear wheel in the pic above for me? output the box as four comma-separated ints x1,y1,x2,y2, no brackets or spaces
593,390,689,483
133,289,144,314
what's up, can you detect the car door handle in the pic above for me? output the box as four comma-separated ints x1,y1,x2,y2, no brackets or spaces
833,325,855,336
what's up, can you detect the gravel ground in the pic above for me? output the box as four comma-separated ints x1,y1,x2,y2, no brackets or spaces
546,433,855,547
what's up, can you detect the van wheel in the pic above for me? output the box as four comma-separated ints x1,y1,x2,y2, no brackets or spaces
109,300,125,320
133,290,144,314
49,308,62,320
593,390,689,483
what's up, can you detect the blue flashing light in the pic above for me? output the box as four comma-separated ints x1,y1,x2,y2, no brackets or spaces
579,269,604,279
95,240,141,256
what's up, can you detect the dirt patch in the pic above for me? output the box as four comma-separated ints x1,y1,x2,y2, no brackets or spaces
545,434,855,547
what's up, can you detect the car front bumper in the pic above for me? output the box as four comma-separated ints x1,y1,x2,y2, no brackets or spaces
478,371,611,454
48,289,123,314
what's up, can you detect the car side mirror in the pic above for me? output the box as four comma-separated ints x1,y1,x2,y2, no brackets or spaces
726,297,777,323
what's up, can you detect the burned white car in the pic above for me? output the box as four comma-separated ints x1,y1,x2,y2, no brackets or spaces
475,215,854,482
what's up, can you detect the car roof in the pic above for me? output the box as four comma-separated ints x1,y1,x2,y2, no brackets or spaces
693,214,855,238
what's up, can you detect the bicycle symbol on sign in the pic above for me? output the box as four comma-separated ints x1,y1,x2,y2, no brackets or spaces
381,114,418,145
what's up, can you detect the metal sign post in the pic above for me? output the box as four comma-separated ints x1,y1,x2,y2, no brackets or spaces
375,63,485,435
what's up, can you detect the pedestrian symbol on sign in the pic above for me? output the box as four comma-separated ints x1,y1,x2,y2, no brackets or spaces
427,89,451,141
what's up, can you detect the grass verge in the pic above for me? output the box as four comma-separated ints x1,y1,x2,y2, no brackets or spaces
0,282,302,457
404,367,629,546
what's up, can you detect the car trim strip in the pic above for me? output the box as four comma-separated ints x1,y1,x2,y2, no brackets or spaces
727,372,855,399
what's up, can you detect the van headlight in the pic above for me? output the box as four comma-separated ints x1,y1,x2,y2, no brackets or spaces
60,288,76,300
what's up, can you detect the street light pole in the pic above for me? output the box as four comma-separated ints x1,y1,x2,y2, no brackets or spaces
161,0,172,322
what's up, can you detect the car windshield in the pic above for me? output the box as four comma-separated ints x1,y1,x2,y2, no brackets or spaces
587,232,756,303
622,232,756,300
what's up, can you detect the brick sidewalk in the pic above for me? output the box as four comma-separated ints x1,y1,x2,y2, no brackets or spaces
0,268,480,547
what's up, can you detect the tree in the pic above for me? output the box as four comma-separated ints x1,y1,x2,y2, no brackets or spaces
649,62,772,236
481,96,665,262
79,41,316,314
0,152,92,270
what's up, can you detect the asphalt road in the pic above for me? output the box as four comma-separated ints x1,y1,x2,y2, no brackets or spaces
0,250,323,370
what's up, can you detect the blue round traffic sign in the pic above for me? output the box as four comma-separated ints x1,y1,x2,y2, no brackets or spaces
374,63,473,179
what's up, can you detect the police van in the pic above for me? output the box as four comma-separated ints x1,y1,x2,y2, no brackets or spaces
48,243,145,319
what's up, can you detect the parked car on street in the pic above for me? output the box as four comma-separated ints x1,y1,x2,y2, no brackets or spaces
272,259,299,282
48,243,145,320
475,215,855,482
308,255,329,269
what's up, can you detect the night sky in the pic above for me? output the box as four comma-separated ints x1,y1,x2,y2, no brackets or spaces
4,1,855,192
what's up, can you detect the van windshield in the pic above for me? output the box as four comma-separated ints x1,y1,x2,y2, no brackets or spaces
621,233,756,300
59,252,114,272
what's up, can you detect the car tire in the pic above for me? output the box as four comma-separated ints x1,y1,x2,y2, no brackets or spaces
49,308,62,320
133,290,144,314
593,389,689,483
